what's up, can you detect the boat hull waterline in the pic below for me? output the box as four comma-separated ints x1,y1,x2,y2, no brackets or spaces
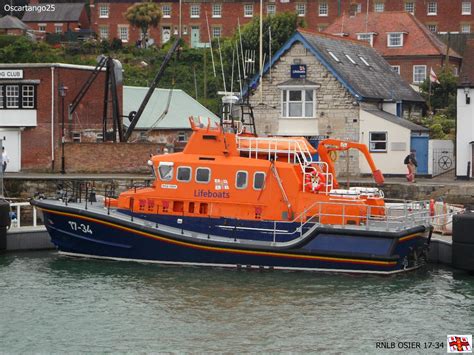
34,201,431,275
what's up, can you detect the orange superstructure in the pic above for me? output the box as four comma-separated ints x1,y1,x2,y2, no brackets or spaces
107,117,386,226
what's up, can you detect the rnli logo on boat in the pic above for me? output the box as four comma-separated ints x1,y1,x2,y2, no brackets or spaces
194,179,230,198
214,179,229,191
448,335,472,353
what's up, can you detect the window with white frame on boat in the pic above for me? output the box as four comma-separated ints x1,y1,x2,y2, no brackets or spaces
281,89,315,118
253,172,265,190
159,162,174,181
369,132,387,152
235,171,248,189
177,166,192,182
196,167,211,183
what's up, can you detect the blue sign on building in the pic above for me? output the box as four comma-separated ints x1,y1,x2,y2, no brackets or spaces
291,64,307,78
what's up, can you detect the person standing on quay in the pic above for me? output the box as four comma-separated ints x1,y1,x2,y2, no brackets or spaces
404,150,417,183
2,147,9,172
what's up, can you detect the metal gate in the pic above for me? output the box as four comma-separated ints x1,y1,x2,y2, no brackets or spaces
432,148,454,176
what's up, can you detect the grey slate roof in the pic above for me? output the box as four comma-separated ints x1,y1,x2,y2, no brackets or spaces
123,86,219,130
22,3,84,22
361,104,428,132
299,31,424,102
0,15,29,30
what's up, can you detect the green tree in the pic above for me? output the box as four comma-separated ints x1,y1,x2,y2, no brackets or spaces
125,1,161,48
420,69,457,118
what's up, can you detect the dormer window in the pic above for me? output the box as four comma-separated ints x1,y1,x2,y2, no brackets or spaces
357,33,374,47
387,33,404,47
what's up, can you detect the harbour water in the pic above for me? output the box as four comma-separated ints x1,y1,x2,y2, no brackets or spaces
0,251,473,353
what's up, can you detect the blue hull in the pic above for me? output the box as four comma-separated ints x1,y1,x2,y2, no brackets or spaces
34,200,431,274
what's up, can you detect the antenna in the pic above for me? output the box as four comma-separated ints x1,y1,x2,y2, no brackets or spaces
217,37,227,93
238,18,246,79
235,42,243,96
205,11,217,77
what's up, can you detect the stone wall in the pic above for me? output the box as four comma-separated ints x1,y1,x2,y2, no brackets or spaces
249,42,361,173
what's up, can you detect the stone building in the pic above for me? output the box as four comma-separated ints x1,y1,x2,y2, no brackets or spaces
247,29,429,175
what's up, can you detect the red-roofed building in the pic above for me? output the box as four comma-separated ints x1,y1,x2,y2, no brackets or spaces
324,11,462,85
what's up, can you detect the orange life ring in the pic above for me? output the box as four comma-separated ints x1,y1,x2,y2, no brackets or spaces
305,171,326,192
429,199,435,217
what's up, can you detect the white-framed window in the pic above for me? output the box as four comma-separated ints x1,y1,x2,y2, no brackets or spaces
212,26,221,38
54,24,63,34
453,66,459,77
190,4,200,18
369,132,387,152
319,2,328,16
253,172,266,190
281,89,315,118
427,1,437,15
6,85,19,108
99,4,109,18
392,65,401,74
461,24,471,33
296,3,306,16
177,166,192,182
244,4,253,17
99,26,108,39
212,3,222,18
72,132,81,143
413,65,427,83
22,85,34,108
462,1,472,15
357,33,374,47
162,4,171,18
405,2,415,14
374,2,384,12
427,24,437,33
118,25,129,42
387,33,403,47
356,3,362,13
38,23,46,32
235,171,248,189
158,162,174,181
177,131,187,142
267,4,276,15
196,167,211,183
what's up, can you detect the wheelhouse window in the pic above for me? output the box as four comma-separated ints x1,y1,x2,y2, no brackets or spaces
413,65,427,83
281,89,315,118
158,162,174,181
369,132,387,152
196,167,211,183
177,166,191,182
387,33,403,47
253,172,266,190
235,171,248,189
